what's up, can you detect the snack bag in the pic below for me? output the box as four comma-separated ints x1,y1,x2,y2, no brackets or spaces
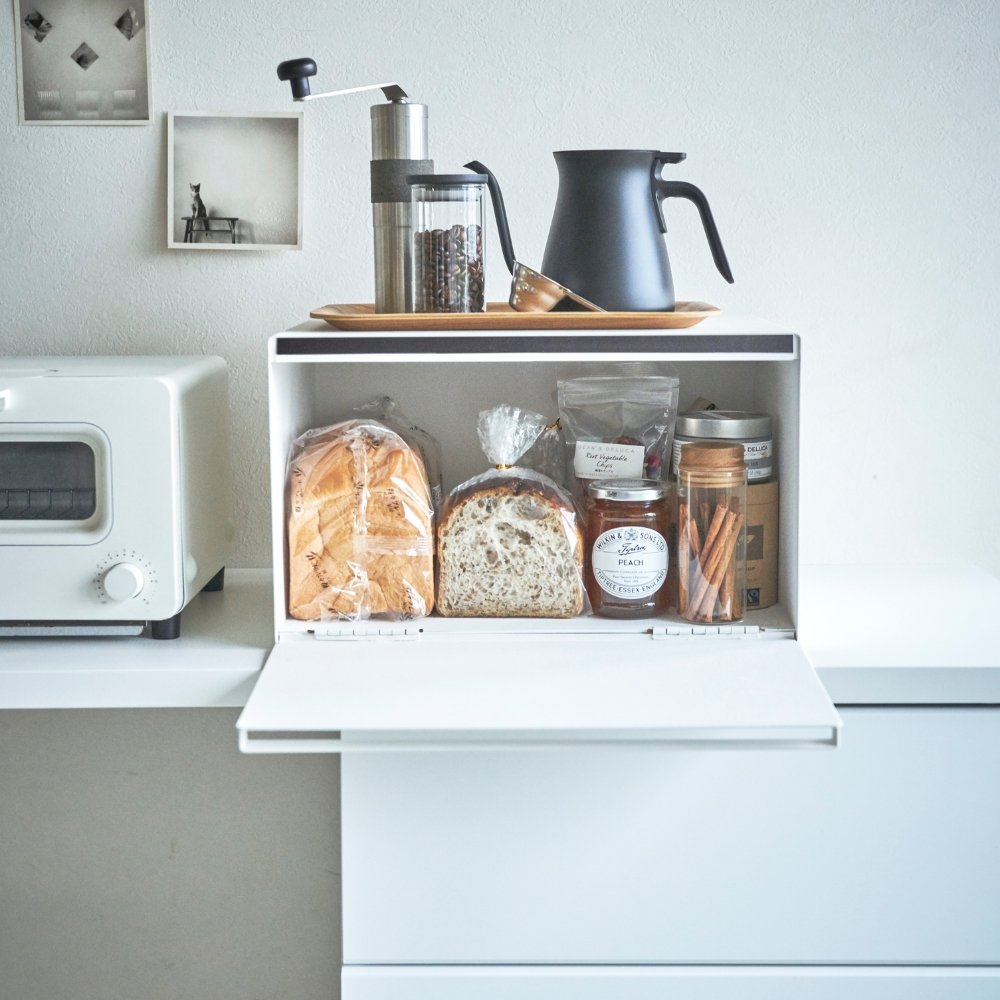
557,375,681,500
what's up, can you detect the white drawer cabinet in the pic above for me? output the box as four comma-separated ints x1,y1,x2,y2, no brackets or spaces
341,708,1000,965
236,320,1000,1000
342,967,1000,1000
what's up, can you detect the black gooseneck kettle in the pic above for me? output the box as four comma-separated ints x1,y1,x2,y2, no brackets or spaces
540,150,733,312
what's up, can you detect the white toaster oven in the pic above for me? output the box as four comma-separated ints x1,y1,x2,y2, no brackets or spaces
0,356,232,638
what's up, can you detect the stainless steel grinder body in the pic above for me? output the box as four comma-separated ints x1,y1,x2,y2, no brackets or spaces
370,101,431,313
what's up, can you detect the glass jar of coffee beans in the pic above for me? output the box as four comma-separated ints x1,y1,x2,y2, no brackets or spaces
408,173,487,313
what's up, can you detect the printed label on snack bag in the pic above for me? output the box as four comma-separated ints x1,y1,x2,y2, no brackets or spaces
574,441,644,479
591,526,668,598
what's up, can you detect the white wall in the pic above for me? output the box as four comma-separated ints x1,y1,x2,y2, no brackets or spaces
1,3,998,999
2,0,997,575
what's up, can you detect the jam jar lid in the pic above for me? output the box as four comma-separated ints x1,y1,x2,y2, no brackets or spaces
587,478,669,502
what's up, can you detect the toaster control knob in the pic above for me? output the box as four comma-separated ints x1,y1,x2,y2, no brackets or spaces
101,562,145,602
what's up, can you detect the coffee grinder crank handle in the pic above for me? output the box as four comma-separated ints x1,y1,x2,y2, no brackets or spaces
277,58,408,102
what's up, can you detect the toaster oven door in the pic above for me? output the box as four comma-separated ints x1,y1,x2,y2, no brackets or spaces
0,424,112,544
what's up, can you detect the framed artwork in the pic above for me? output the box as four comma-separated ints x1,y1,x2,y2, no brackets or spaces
167,112,304,251
13,0,151,124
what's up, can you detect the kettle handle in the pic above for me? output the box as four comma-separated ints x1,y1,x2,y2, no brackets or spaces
653,179,734,284
464,160,517,275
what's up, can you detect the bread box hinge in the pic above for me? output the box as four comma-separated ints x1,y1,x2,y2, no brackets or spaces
313,624,423,641
650,624,763,639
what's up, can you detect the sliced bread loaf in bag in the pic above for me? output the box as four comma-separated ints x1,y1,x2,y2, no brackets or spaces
287,420,434,621
436,405,585,618
437,472,584,617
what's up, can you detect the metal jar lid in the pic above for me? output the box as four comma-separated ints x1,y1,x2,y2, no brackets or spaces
406,173,488,187
587,478,669,502
675,410,772,439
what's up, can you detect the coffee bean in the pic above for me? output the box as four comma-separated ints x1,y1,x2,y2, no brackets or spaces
413,223,485,313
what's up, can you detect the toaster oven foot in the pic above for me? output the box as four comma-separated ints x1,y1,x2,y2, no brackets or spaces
202,566,226,593
151,613,181,640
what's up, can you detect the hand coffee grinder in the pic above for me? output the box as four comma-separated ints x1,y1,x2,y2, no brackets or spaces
277,58,432,313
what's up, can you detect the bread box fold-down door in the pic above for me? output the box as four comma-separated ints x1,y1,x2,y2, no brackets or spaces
236,632,841,753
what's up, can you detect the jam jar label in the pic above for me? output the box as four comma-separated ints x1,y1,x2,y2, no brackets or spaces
574,441,645,479
591,526,668,599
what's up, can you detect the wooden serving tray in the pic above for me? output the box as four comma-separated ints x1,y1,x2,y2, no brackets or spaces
310,302,719,331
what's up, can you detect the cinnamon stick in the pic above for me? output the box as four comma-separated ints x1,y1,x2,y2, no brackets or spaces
700,500,728,562
688,509,737,614
678,504,690,611
688,514,702,558
693,511,744,621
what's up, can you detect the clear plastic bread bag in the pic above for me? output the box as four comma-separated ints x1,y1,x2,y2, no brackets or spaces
519,417,566,486
436,404,587,618
557,374,681,501
351,395,444,513
286,419,435,622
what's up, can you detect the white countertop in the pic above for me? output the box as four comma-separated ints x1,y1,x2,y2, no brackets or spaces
1,565,998,711
0,569,272,709
800,563,1000,704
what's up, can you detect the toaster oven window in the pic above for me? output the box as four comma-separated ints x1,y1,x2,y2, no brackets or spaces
0,441,97,520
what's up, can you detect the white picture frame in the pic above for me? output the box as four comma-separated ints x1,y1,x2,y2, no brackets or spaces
13,0,152,125
166,111,304,252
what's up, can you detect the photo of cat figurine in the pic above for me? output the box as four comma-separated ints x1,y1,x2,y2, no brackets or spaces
190,183,208,219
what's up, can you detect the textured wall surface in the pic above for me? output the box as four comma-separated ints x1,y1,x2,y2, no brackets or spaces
2,0,999,574
1,6,998,998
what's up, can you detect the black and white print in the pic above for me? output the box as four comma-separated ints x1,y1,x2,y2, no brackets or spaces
14,0,151,124
166,112,304,252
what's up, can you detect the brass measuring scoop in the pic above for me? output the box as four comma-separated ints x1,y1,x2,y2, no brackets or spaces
464,161,604,313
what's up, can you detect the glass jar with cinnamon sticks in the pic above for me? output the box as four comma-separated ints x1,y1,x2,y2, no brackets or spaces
677,442,747,623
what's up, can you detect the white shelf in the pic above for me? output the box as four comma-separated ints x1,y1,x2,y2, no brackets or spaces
3,566,999,711
0,569,271,709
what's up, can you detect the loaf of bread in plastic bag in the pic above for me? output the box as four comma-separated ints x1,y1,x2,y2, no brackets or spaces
436,470,584,618
287,420,434,620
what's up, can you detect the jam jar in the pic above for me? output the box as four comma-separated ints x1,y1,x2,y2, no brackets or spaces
585,478,671,618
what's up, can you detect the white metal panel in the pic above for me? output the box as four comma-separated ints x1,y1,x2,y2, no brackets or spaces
343,967,1000,1000
266,323,802,645
340,708,1000,964
236,633,839,752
